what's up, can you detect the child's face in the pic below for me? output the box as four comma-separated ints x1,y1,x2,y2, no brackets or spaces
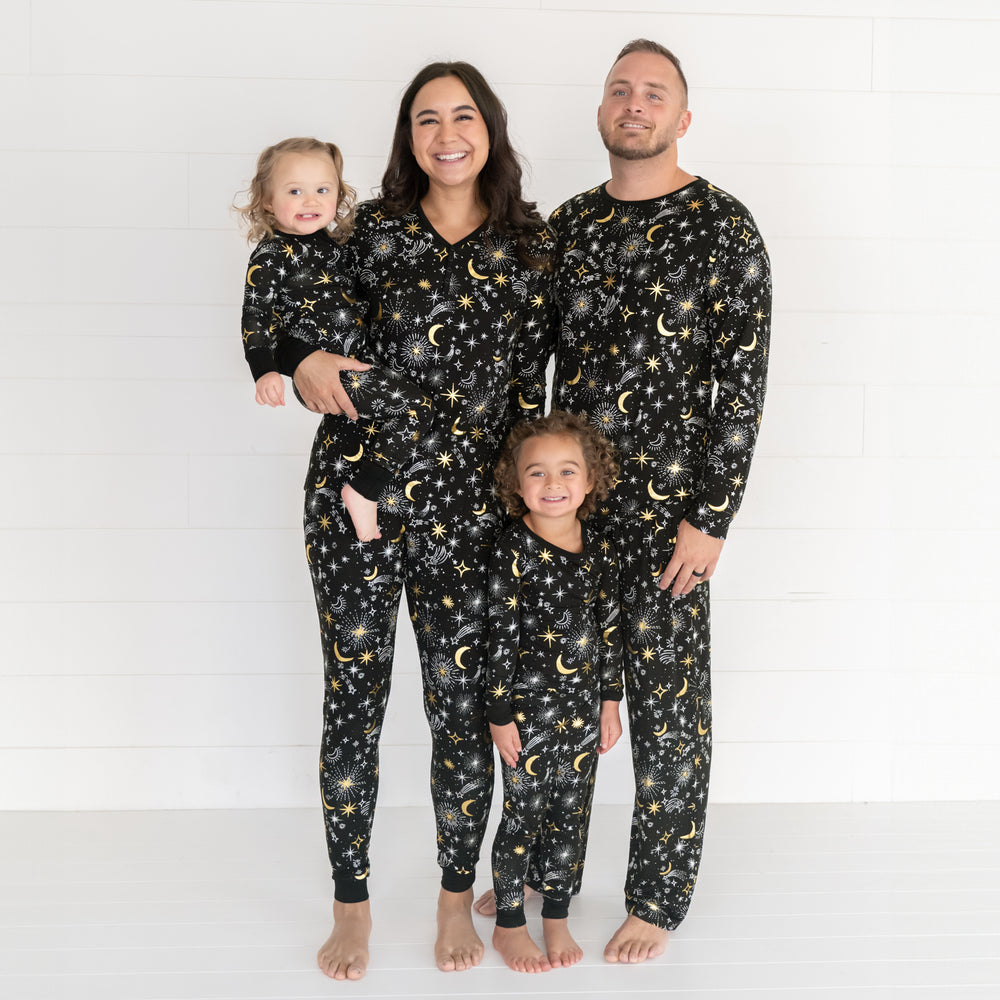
264,151,340,235
515,433,594,523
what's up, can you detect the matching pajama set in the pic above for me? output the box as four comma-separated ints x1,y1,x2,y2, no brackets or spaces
550,177,771,928
486,520,623,927
277,203,557,902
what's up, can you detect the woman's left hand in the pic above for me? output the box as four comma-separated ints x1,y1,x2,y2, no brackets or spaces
292,350,371,418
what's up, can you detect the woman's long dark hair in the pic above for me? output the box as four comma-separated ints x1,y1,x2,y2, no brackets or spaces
380,61,551,267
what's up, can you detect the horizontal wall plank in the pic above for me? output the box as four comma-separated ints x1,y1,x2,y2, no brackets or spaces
0,456,188,529
6,738,995,810
0,229,245,306
712,598,996,674
0,602,322,677
4,528,1000,604
737,457,1000,531
772,237,1000,316
0,152,188,230
864,386,1000,458
754,385,864,458
767,313,997,387
874,17,1000,94
714,529,1000,601
31,4,872,94
0,529,315,602
0,380,320,456
542,0,1000,16
0,671,427,749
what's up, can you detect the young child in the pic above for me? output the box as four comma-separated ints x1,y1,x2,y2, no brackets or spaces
486,410,624,973
236,137,431,540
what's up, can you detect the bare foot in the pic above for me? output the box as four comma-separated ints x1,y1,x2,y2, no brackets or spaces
603,913,668,964
473,884,536,917
435,887,484,972
317,899,372,980
542,916,583,968
492,924,553,973
342,483,380,541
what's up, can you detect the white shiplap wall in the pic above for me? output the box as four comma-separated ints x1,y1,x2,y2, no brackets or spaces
2,0,998,810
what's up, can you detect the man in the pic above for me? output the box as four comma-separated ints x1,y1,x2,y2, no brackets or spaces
551,38,771,962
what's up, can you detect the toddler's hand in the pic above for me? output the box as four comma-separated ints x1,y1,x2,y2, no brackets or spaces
598,700,622,754
255,372,286,407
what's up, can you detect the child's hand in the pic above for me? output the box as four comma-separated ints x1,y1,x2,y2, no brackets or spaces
255,372,286,407
598,700,622,754
489,721,522,768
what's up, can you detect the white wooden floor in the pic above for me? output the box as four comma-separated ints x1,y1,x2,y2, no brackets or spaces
1,802,998,999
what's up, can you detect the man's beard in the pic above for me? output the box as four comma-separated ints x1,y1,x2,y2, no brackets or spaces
599,120,675,161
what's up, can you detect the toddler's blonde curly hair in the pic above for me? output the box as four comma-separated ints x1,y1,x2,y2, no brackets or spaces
234,137,357,244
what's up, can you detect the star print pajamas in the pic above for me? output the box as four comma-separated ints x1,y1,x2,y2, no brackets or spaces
277,202,556,902
241,229,432,498
486,520,623,927
550,177,771,929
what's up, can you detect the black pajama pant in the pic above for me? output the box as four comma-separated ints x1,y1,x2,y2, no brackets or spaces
304,461,499,903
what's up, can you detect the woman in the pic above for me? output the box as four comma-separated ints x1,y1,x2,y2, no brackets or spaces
279,62,556,979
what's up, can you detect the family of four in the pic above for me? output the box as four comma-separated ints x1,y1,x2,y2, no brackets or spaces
237,37,771,979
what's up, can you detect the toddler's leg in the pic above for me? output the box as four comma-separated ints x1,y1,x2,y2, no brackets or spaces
341,483,380,541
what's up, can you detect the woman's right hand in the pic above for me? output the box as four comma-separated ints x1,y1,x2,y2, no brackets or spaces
292,351,371,418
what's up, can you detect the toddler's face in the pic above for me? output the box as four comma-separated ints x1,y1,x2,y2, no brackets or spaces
265,151,340,235
515,433,594,523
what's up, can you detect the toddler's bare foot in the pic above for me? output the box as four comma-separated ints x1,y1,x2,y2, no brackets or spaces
341,483,380,541
473,883,536,917
542,916,583,968
604,913,667,964
435,887,483,972
492,924,553,973
317,899,372,980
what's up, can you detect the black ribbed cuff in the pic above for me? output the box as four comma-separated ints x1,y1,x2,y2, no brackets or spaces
333,874,369,903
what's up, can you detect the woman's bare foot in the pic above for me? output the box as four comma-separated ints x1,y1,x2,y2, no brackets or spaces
542,916,583,968
603,913,668,964
492,924,553,973
473,883,536,917
435,887,484,972
342,483,380,541
317,899,372,980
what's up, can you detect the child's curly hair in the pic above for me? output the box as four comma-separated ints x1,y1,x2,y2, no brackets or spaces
234,137,357,245
494,410,619,520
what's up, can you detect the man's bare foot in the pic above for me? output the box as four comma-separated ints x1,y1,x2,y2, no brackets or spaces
603,913,668,964
342,483,380,541
542,916,583,968
435,887,484,972
493,924,553,973
317,899,372,980
473,884,536,917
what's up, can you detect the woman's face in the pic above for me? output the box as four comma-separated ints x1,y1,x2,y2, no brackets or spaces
409,74,490,194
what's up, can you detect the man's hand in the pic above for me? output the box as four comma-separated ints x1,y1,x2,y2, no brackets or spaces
292,350,371,418
659,518,724,597
489,721,522,768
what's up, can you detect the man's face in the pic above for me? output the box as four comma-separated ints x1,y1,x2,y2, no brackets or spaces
597,50,691,162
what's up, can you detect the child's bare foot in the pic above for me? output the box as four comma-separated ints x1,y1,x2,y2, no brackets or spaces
493,924,553,973
341,483,380,541
317,899,372,980
603,913,667,964
435,887,483,972
473,884,536,917
542,916,583,968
